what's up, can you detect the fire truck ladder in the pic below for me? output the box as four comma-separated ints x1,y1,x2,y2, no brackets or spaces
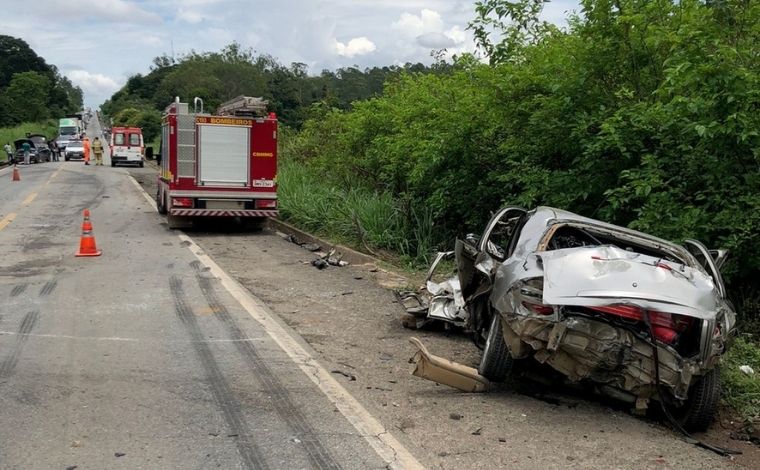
216,96,269,117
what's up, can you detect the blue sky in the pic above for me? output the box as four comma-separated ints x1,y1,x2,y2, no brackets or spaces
0,0,580,107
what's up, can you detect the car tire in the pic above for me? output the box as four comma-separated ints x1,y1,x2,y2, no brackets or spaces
478,313,513,382
111,161,116,167
139,161,144,168
677,367,721,432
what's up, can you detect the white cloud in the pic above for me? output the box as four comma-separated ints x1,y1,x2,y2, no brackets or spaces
416,32,455,48
16,0,161,24
177,9,204,24
334,37,376,58
392,9,444,37
445,25,467,45
67,70,123,96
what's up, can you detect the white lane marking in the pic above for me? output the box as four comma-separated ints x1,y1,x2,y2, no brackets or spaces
126,170,423,469
0,331,265,344
178,233,424,470
129,175,158,209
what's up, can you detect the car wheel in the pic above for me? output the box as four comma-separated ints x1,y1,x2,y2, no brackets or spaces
478,313,513,382
676,367,721,432
111,161,116,167
139,161,144,168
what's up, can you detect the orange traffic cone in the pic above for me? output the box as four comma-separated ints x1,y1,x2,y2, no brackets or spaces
12,165,20,182
76,209,102,257
81,208,93,232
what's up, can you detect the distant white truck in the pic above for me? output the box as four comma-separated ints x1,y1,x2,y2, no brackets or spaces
57,117,81,150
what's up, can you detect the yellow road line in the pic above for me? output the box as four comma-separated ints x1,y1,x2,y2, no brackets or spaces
0,213,17,231
22,192,38,206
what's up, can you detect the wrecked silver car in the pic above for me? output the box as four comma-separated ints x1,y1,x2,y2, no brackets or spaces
404,206,735,431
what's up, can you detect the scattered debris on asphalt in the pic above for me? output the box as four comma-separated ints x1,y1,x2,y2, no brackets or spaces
311,258,329,270
331,369,357,381
310,249,349,270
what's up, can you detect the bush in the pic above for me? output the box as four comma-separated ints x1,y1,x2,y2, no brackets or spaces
722,338,760,421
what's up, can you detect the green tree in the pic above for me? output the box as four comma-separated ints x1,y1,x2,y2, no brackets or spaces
3,71,52,123
0,36,51,88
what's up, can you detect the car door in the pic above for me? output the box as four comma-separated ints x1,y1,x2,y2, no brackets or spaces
456,207,527,297
477,207,528,264
683,239,727,299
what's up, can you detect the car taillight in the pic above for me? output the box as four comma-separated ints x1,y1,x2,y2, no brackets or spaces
172,198,193,208
521,301,554,315
589,305,692,344
255,199,277,209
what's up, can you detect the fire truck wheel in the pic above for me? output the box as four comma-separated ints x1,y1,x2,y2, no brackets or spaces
157,189,167,215
243,217,266,231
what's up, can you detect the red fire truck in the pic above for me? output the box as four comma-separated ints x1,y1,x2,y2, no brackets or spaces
156,96,278,228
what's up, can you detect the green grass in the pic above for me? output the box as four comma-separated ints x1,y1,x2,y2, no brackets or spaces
277,159,436,266
722,337,760,420
0,120,58,162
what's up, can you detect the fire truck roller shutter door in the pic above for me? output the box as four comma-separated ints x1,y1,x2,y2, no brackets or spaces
198,124,249,187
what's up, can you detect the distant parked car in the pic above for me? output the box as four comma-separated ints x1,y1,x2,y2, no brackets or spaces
28,134,52,161
13,138,51,164
64,139,85,161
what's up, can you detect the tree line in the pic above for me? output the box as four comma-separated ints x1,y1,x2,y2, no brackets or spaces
101,43,441,141
0,36,83,127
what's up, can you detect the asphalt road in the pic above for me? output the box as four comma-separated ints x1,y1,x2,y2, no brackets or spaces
0,120,397,469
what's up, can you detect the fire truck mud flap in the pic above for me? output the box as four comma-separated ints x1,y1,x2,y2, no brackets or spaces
167,214,194,229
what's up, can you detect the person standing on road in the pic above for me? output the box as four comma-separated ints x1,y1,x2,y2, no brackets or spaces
3,142,12,163
83,135,91,166
22,140,31,165
50,139,59,162
92,137,104,166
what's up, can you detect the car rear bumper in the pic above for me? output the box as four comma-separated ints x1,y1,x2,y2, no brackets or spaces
112,156,142,162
